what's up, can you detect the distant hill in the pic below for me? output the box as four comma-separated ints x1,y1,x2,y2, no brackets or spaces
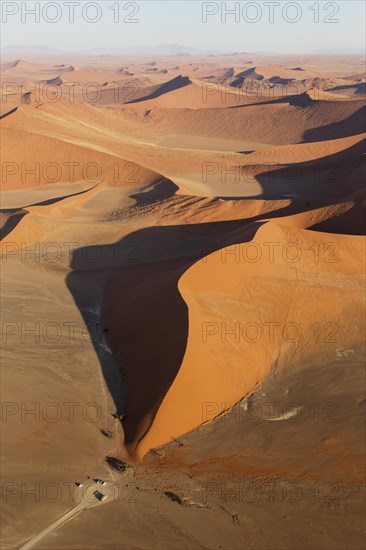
1,43,234,57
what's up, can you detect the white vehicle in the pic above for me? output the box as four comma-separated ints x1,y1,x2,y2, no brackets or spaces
75,482,83,488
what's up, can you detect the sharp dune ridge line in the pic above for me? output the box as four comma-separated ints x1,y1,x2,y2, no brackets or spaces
1,53,365,549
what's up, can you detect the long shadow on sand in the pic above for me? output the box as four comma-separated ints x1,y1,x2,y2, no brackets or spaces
0,211,28,240
217,137,365,202
66,138,365,457
0,187,96,239
229,94,365,142
66,210,360,455
66,217,261,456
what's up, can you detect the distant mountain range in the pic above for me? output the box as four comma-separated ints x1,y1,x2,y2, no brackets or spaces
1,45,67,56
312,48,364,55
1,43,233,57
79,44,234,56
1,44,364,57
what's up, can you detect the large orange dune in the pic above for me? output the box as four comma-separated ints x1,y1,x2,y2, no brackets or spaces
134,222,364,458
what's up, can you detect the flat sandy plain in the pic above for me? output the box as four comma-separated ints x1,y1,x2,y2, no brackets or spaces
0,53,365,549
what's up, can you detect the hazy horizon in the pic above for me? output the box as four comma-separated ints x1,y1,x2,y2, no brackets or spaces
1,43,365,57
1,1,365,54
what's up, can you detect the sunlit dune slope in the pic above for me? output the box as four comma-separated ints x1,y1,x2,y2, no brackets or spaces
100,219,364,460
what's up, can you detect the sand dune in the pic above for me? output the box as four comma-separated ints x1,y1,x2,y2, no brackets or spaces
1,53,365,550
0,126,162,190
105,221,364,459
235,65,320,81
121,95,366,146
0,59,74,84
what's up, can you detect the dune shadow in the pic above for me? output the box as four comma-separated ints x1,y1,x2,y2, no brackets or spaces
126,75,191,105
228,94,365,143
327,83,366,96
1,185,96,211
227,137,365,202
66,216,268,457
228,95,295,109
65,133,365,457
0,211,27,239
130,178,179,207
303,104,366,142
26,186,96,207
0,187,96,240
0,106,18,120
66,268,124,416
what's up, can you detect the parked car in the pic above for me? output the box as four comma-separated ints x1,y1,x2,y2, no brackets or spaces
93,490,108,502
95,479,106,485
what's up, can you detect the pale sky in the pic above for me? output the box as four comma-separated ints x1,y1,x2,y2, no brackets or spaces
1,0,365,53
